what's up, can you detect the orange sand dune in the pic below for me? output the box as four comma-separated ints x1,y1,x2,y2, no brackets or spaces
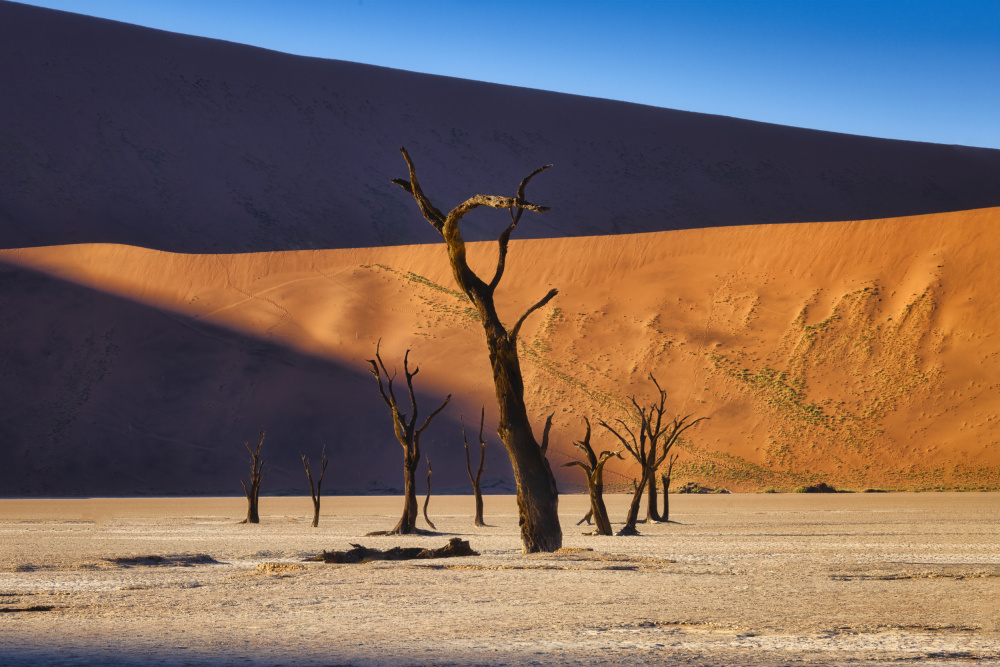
3,206,999,494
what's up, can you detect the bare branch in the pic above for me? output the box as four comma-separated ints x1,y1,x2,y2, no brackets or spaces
509,288,558,344
657,416,710,466
517,164,553,205
367,339,398,412
540,412,555,456
593,450,623,476
423,456,436,530
475,406,486,484
393,147,447,233
403,349,419,430
571,416,597,468
599,419,639,460
489,164,552,291
447,195,549,224
461,414,474,482
416,394,452,437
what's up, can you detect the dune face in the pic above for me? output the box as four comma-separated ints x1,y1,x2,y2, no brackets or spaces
3,207,998,495
3,1,1000,254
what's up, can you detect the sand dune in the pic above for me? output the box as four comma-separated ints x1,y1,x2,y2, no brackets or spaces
3,1,1000,253
3,206,998,495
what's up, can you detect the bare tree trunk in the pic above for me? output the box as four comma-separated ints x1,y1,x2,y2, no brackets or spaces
301,446,329,528
244,491,260,525
240,430,265,524
646,458,662,522
661,473,670,523
369,342,451,536
423,456,436,530
661,452,678,522
392,455,419,534
601,374,708,534
563,417,619,536
494,336,562,552
586,477,614,536
463,409,488,527
393,148,562,552
618,472,649,536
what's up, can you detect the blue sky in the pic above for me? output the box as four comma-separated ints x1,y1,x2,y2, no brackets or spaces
18,0,1000,149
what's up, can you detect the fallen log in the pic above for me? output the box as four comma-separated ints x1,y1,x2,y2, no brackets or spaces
305,537,478,564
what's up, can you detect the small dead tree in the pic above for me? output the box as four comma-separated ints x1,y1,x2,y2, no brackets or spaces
601,375,707,535
563,417,621,536
300,446,329,528
661,451,679,522
423,456,436,530
368,341,451,535
462,408,488,527
240,429,266,524
393,148,561,552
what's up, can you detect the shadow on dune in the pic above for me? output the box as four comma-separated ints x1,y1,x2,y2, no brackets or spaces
2,2,1000,254
0,260,513,497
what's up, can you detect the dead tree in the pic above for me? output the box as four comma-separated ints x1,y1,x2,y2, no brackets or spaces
240,429,266,524
563,417,621,536
601,375,707,535
300,446,329,528
393,148,562,553
462,408,488,527
423,456,436,530
368,341,451,535
661,451,679,522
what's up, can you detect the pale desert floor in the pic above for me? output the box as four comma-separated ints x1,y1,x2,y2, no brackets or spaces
1,493,998,666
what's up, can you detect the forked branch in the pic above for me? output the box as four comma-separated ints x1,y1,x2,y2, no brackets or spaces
510,288,559,343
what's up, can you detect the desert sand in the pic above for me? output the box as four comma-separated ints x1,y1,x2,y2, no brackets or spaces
1,493,997,666
3,207,999,495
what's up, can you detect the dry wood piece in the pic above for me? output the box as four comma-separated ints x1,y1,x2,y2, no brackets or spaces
462,408,488,527
239,429,266,524
393,148,561,553
306,537,478,564
0,605,56,613
104,554,220,567
368,340,451,535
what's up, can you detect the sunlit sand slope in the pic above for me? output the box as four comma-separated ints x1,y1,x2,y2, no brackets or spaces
3,207,999,494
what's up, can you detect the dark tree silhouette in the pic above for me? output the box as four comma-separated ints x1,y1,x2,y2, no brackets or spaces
240,429,266,524
462,408,488,527
368,340,451,535
392,147,562,552
423,456,436,530
661,451,679,522
601,375,707,535
300,446,329,528
563,417,621,536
